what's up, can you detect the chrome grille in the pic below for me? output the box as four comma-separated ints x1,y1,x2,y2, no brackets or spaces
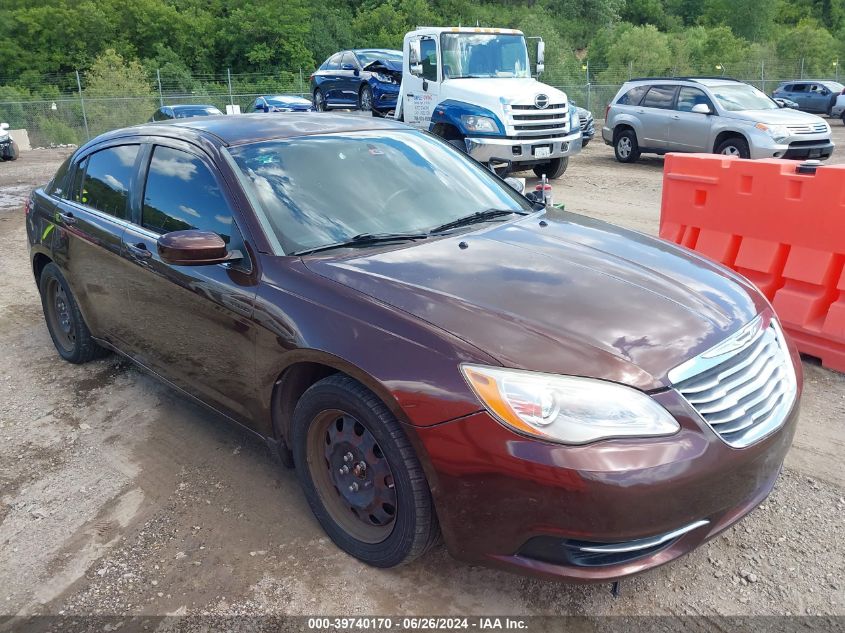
786,123,828,135
506,104,571,137
669,316,797,449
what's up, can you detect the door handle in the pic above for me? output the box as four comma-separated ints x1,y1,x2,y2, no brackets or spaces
58,210,76,225
672,115,680,119
127,242,152,259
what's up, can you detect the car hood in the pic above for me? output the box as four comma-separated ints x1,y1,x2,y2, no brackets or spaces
443,78,568,108
363,59,403,73
304,212,766,391
723,108,827,125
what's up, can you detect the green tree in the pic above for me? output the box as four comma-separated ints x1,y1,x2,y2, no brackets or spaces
84,49,156,136
599,24,672,79
776,19,838,76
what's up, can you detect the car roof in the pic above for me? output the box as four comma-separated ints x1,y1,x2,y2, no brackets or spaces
85,113,410,150
780,79,840,85
169,104,219,110
353,48,401,54
626,77,743,86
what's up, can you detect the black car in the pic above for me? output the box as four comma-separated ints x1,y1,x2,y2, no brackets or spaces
150,105,223,122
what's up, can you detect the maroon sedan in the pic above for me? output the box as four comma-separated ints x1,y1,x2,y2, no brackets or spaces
26,114,801,581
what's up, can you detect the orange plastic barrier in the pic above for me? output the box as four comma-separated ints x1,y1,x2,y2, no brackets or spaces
660,153,845,373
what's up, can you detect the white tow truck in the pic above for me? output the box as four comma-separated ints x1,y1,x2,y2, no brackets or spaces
393,26,581,178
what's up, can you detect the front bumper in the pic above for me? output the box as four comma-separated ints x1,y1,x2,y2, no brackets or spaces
0,139,18,160
411,388,799,582
371,82,399,112
749,133,834,160
464,130,582,165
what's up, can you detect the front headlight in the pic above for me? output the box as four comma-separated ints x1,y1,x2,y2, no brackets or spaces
461,115,499,133
373,72,395,84
462,365,680,445
755,123,790,143
570,108,580,128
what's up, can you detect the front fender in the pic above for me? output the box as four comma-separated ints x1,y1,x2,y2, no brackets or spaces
430,100,506,136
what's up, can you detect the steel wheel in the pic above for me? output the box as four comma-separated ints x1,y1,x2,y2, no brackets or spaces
45,277,75,353
306,408,397,543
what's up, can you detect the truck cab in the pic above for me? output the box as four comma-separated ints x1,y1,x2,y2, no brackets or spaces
395,27,581,178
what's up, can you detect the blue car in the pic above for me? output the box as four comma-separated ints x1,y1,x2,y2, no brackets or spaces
310,49,403,116
772,80,844,115
249,95,315,113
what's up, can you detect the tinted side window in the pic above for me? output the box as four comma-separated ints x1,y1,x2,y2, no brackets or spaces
47,156,72,197
641,85,677,109
79,145,139,219
141,146,233,243
341,52,357,68
326,53,342,70
791,84,808,93
676,87,713,112
617,85,648,105
781,84,793,92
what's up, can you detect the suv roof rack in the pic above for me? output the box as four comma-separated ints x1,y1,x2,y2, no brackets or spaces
627,76,743,83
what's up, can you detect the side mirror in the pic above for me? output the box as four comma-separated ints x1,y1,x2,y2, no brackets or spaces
409,41,421,66
263,103,270,113
341,63,356,71
157,230,242,266
536,40,545,75
691,103,712,115
411,63,423,75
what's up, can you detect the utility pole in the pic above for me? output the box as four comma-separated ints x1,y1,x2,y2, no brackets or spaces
75,70,89,140
227,68,234,106
156,69,164,107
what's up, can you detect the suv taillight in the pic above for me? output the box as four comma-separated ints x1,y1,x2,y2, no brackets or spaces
23,193,33,216
604,104,611,120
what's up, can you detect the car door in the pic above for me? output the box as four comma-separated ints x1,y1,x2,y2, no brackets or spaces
321,53,344,103
807,83,830,112
402,36,440,128
789,83,811,109
119,140,260,422
338,52,361,105
636,85,678,149
667,86,714,152
53,143,142,346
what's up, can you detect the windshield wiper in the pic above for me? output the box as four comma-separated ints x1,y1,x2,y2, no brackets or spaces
427,208,529,234
292,232,428,256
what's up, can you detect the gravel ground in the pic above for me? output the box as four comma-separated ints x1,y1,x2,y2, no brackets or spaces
0,131,844,622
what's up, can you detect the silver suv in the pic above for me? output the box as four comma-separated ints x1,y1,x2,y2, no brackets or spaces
603,77,834,163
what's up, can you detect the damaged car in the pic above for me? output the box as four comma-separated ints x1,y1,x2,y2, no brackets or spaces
1,123,19,161
310,49,402,116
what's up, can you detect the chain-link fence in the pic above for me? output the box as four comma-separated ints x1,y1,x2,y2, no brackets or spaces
2,58,842,147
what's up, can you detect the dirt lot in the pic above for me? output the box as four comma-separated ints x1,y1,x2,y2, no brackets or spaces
1,128,844,621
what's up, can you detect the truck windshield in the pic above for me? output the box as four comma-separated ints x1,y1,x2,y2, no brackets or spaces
441,33,531,79
228,130,532,255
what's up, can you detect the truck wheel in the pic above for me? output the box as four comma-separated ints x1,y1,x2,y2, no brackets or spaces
614,129,640,163
359,86,373,112
533,157,568,179
715,137,750,159
292,374,440,568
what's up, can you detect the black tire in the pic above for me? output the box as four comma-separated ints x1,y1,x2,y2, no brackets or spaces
532,157,568,179
292,374,439,568
715,136,750,159
581,138,590,148
313,89,326,112
841,112,845,125
614,128,640,163
359,85,373,112
38,262,107,364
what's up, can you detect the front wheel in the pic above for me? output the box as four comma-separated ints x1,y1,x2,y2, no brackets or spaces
715,136,750,159
614,129,640,163
533,157,568,179
359,85,373,112
292,374,439,568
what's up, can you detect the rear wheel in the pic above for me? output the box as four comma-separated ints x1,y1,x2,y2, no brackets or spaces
292,374,439,567
614,129,640,163
533,157,568,179
313,89,326,112
39,263,106,364
359,85,373,112
715,136,750,159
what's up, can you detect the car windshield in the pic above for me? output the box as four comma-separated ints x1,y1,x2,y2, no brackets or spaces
441,33,531,79
356,50,403,65
711,84,778,111
228,130,532,255
175,107,222,118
